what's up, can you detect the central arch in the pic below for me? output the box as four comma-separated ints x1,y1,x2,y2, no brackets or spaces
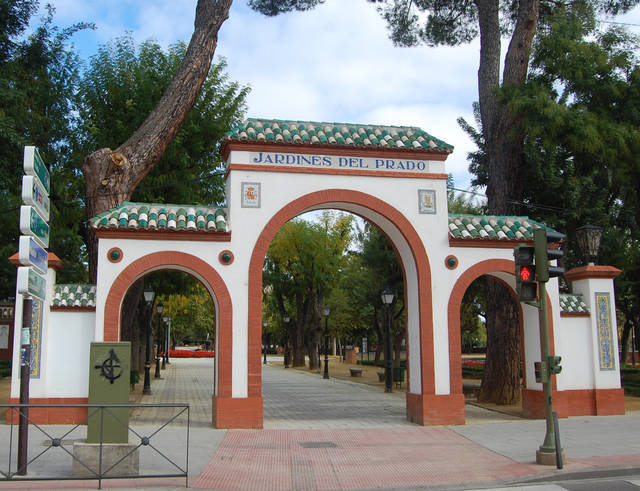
246,189,437,424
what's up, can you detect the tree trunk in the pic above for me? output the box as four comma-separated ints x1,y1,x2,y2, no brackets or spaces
478,277,522,404
476,0,540,404
82,0,233,281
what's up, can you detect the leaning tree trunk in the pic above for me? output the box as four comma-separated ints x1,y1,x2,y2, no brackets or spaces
82,0,233,282
476,0,540,404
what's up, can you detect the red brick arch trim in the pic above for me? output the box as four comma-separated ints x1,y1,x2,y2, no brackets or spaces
247,189,434,398
103,251,233,397
448,259,556,397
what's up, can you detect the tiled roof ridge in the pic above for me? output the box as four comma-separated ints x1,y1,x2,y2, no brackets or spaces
225,118,454,152
90,201,228,233
246,117,427,132
52,284,96,308
559,293,590,314
448,214,561,241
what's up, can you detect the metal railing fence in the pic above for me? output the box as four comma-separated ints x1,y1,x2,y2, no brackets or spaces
0,402,189,489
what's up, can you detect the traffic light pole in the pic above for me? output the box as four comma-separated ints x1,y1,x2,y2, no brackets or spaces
537,280,557,461
533,227,564,466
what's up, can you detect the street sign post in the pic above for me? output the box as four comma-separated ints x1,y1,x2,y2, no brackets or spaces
17,146,50,475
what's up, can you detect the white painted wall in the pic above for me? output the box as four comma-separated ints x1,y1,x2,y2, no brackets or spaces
571,276,622,390
558,315,595,390
45,310,95,397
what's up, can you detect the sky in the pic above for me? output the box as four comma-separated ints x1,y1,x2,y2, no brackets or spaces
49,0,640,192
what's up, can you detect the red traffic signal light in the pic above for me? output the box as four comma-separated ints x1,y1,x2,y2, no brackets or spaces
514,245,537,302
519,264,534,282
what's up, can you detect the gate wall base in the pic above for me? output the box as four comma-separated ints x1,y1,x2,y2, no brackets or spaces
6,397,88,424
406,393,465,425
522,388,625,418
212,395,263,428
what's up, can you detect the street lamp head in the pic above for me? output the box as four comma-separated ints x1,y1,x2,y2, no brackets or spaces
322,305,330,317
263,320,268,328
283,315,290,323
143,285,155,304
575,224,603,266
162,315,169,323
156,301,164,314
381,288,394,305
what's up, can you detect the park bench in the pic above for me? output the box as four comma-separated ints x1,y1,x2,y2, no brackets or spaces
349,367,363,377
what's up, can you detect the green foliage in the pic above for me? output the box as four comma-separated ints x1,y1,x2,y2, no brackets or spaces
0,1,90,298
621,366,640,396
76,34,250,206
159,281,214,345
264,212,353,320
247,0,325,16
460,278,487,350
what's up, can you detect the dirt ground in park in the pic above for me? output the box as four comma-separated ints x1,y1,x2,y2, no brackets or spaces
1,359,639,422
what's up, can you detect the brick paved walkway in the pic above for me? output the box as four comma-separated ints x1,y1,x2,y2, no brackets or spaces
192,427,541,491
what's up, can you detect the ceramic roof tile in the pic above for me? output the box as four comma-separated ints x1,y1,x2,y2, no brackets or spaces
448,214,559,242
90,202,228,233
559,294,589,313
226,118,453,153
53,284,96,308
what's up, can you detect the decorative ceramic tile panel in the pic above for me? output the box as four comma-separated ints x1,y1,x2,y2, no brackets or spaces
595,292,615,370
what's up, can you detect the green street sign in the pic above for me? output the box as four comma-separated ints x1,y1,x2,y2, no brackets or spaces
17,266,47,301
20,205,49,248
23,146,50,195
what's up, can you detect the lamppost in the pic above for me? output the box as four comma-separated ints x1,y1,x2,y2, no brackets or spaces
381,288,394,393
155,301,164,378
263,320,268,365
142,285,155,394
283,315,290,368
163,315,171,365
322,305,330,379
575,224,603,266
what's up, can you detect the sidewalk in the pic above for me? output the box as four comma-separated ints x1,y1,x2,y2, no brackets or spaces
0,358,639,490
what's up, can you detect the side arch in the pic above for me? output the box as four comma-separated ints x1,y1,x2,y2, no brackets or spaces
448,258,557,415
103,251,233,399
246,189,436,416
447,259,521,398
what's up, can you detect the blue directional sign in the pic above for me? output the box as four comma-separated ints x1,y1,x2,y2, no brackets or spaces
19,236,48,275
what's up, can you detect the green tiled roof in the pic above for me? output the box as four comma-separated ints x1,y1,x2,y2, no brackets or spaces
53,284,96,308
225,118,454,153
448,214,558,241
559,294,589,314
90,202,228,233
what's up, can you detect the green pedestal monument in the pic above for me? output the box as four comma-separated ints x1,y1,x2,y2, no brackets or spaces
74,342,138,477
87,342,131,444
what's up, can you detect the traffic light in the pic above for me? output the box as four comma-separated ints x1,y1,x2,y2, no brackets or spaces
534,228,565,282
548,355,562,375
514,245,537,302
